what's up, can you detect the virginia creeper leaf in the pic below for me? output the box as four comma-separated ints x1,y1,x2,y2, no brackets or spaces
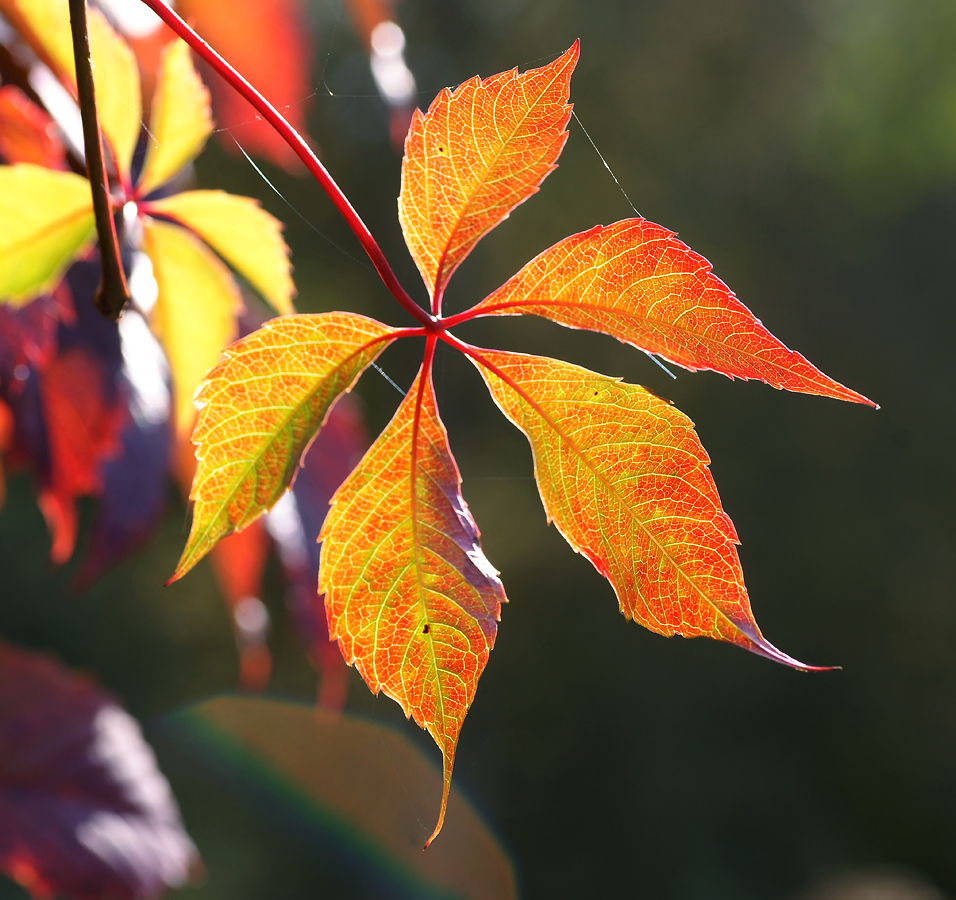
398,42,578,302
472,219,875,405
0,0,142,174
149,190,295,314
0,165,94,306
142,218,241,434
0,85,67,169
137,38,214,196
172,313,396,581
319,365,505,846
0,641,199,900
471,347,810,667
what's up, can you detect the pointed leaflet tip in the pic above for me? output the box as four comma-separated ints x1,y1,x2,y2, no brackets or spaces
398,42,580,304
471,348,811,666
472,219,875,406
424,755,455,849
320,366,505,848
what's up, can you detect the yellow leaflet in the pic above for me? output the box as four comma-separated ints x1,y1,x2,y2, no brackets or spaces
138,40,213,196
151,190,295,314
0,0,141,175
171,313,395,581
142,218,240,435
0,165,94,305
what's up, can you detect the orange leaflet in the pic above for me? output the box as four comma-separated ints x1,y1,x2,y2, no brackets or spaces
470,347,814,668
470,219,875,406
398,42,578,307
319,358,505,846
0,86,66,169
172,313,397,581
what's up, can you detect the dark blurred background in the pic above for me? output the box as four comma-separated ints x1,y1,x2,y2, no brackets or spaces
2,0,955,897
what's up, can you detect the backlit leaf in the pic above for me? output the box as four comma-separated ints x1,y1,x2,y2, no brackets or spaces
398,42,578,303
137,38,213,196
149,190,295,314
0,0,141,174
472,219,875,405
471,347,810,668
320,365,505,846
0,165,94,306
175,0,314,170
0,85,67,169
172,313,396,581
142,218,241,435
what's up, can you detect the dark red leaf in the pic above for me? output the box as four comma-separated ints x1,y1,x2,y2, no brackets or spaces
0,641,199,900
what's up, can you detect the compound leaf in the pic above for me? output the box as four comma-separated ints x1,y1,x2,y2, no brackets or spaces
142,218,241,435
0,165,94,306
398,42,578,302
172,313,396,581
471,347,811,667
319,364,505,846
472,219,874,405
149,190,295,314
138,38,213,196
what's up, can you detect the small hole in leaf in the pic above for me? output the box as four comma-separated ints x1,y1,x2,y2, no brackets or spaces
423,624,430,634
438,146,446,153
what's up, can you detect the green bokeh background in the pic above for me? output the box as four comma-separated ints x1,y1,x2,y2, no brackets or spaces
2,0,955,896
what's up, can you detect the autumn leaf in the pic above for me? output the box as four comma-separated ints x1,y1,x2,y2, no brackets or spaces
470,347,812,667
0,85,67,169
470,219,875,405
0,0,141,174
148,191,295,314
0,641,199,900
0,165,95,305
174,0,314,169
172,313,397,581
137,37,214,197
319,361,506,846
143,217,241,434
399,42,579,305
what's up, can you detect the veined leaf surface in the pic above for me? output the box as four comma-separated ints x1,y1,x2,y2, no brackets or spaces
472,219,874,405
0,165,94,305
471,348,809,667
320,365,505,846
149,191,295,314
398,42,578,303
138,39,213,196
0,0,141,174
142,218,240,435
172,313,395,581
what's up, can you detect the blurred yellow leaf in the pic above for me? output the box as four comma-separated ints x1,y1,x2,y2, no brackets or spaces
150,191,295,314
138,39,213,197
0,0,141,175
0,165,94,305
142,218,240,434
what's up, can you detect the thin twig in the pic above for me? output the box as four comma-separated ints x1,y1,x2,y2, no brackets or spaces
68,0,130,320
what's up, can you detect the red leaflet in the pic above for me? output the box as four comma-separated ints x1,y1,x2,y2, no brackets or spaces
37,348,125,563
470,347,813,667
469,219,875,405
399,43,578,307
176,0,314,169
0,642,199,900
320,359,505,845
0,86,67,170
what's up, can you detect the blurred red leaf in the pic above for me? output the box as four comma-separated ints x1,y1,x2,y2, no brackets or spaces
0,641,199,900
0,85,67,169
37,347,125,563
176,0,314,169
